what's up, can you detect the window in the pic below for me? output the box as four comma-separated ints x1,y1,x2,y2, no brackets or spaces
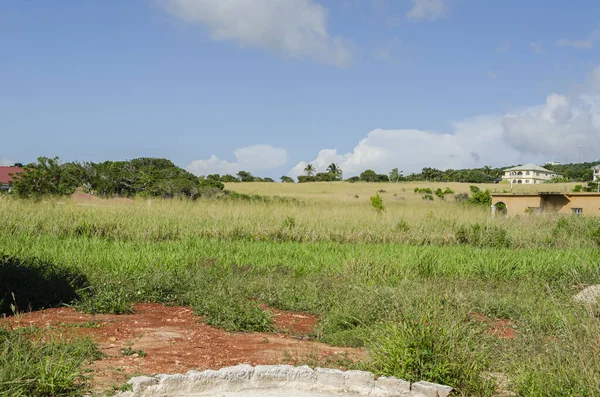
536,172,539,176
572,208,583,215
526,171,530,175
525,180,529,183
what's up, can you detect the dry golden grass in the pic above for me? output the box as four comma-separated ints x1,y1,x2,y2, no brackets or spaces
225,181,578,204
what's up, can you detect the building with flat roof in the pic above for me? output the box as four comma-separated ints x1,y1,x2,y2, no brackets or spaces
502,163,560,184
491,192,600,217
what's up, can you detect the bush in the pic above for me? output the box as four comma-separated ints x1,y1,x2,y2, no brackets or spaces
370,193,385,212
435,188,444,199
443,187,454,195
573,185,583,192
469,186,492,206
422,194,434,201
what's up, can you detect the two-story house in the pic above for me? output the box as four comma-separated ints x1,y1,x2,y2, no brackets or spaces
502,163,560,184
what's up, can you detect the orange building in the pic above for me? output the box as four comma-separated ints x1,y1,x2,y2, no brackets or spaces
491,192,600,217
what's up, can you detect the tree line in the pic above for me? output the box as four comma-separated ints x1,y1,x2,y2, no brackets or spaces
8,157,225,199
6,157,600,200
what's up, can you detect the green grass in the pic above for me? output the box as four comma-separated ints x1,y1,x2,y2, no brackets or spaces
0,326,101,397
1,196,600,396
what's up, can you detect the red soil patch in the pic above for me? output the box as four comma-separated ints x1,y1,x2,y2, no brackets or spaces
469,312,517,339
261,304,318,335
2,303,361,393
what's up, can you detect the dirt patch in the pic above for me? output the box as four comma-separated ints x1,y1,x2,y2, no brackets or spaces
2,303,362,393
469,312,517,339
262,304,318,335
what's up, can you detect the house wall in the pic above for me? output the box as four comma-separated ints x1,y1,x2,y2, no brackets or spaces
492,196,542,216
561,196,600,216
492,195,600,216
502,170,555,184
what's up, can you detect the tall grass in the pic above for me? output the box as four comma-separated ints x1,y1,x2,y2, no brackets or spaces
1,187,599,396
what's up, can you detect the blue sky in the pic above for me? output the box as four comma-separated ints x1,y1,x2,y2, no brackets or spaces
2,0,600,178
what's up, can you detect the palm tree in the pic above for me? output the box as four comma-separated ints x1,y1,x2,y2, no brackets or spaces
326,163,342,180
304,164,315,176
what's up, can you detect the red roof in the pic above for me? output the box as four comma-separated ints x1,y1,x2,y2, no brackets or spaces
0,166,24,184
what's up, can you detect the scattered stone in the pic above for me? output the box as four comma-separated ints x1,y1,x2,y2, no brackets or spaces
573,285,600,304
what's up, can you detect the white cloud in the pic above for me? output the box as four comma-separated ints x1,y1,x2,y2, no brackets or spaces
187,144,288,176
529,41,544,54
163,0,351,67
289,89,600,177
0,157,14,166
557,27,600,49
502,94,600,160
406,0,446,20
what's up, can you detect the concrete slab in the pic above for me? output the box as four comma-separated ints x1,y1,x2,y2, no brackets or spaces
115,364,451,397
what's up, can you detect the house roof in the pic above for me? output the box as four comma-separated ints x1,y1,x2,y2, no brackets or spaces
504,163,552,172
0,166,24,184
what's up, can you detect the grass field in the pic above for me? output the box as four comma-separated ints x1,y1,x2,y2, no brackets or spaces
1,182,599,396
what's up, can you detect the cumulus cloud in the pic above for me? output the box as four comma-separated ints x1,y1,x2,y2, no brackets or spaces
163,0,351,67
406,0,447,20
502,94,600,160
289,90,600,177
557,26,600,49
186,144,288,176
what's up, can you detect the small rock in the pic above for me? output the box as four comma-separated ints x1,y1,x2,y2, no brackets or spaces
574,285,600,304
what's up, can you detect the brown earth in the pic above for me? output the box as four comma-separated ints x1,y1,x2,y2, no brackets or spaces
469,312,518,339
2,303,362,393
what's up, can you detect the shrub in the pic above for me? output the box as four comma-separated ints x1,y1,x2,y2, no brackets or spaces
573,185,583,192
468,186,492,206
414,187,419,193
435,188,444,199
370,193,385,213
422,194,434,201
443,187,454,195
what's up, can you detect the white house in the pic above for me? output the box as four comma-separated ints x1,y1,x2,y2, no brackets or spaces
593,165,600,182
502,163,560,184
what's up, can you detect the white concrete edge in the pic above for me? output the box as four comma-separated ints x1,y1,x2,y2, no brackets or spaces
114,364,452,397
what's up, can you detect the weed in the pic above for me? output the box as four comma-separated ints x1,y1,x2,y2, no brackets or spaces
370,193,385,213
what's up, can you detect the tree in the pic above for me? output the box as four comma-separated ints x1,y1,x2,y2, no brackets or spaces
236,170,254,182
263,177,275,182
360,169,377,182
326,163,342,180
220,174,237,182
304,164,315,177
280,176,294,183
389,168,402,183
11,157,78,199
